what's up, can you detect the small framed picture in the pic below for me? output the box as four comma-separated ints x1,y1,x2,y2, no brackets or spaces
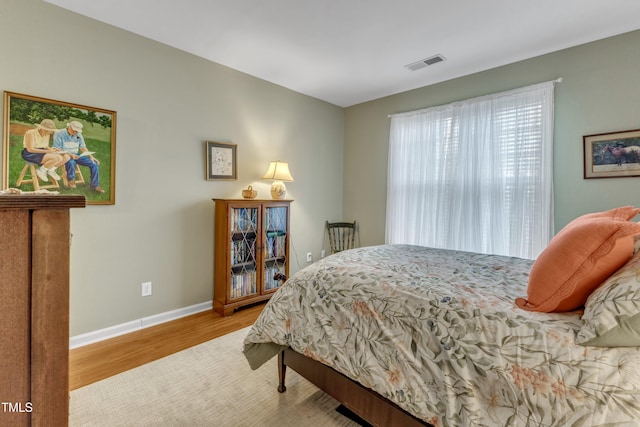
584,129,640,179
205,140,237,180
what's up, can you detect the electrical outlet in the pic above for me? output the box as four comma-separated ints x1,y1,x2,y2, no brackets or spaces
306,252,313,262
321,250,326,258
141,281,152,297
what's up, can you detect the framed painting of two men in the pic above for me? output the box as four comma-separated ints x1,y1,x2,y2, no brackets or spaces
2,91,116,205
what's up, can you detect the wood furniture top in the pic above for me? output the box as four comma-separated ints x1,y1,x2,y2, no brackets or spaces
0,194,86,209
212,198,294,203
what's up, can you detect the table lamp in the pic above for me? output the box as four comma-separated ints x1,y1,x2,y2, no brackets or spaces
262,161,294,199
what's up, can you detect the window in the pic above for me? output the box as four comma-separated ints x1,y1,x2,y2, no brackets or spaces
386,81,555,259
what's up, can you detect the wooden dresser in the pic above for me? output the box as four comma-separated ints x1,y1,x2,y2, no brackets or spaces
0,195,85,427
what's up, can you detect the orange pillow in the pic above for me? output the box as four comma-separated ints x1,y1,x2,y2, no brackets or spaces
516,207,640,312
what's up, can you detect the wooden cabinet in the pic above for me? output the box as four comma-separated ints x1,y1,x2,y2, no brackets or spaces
213,199,291,316
0,195,85,427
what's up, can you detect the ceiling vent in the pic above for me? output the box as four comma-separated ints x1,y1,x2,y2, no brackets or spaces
405,54,446,71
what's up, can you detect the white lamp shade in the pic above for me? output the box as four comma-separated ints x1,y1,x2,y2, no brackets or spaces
262,161,294,182
262,161,294,199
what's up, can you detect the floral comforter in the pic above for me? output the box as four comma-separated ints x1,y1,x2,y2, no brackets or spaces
243,245,640,427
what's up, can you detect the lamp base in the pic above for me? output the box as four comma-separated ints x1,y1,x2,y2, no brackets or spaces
270,181,287,199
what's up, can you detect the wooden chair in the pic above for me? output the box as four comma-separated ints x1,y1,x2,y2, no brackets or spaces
15,162,59,191
60,164,85,188
325,221,357,254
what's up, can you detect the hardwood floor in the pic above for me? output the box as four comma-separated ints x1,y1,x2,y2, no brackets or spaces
69,303,264,391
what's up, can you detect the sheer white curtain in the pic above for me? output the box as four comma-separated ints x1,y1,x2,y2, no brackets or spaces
386,81,555,259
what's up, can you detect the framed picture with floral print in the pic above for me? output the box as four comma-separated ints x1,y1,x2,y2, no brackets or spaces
205,140,237,180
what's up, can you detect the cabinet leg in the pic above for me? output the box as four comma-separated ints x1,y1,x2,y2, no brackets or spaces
213,302,235,317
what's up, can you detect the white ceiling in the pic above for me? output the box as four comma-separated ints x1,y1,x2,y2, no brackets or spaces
43,0,640,107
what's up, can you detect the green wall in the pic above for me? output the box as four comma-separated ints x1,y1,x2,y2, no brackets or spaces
344,30,640,246
1,0,344,335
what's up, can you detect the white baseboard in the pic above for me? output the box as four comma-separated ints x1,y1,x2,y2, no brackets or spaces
69,300,213,349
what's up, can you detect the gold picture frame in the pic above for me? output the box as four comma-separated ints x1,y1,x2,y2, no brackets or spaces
3,91,117,204
584,128,640,179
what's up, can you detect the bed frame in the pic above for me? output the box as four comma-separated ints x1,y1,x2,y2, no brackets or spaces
277,348,431,427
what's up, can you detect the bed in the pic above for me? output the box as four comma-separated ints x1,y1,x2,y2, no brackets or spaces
243,243,640,426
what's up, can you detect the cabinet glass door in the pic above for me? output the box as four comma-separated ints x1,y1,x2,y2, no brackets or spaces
229,207,258,299
263,206,288,291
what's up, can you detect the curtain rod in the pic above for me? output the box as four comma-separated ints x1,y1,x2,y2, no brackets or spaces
388,77,563,118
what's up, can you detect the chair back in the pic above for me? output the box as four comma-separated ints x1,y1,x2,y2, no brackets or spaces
325,221,357,254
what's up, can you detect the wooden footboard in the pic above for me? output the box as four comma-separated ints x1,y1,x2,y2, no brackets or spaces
278,348,431,427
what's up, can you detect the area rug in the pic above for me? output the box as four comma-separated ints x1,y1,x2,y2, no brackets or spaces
69,327,360,426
